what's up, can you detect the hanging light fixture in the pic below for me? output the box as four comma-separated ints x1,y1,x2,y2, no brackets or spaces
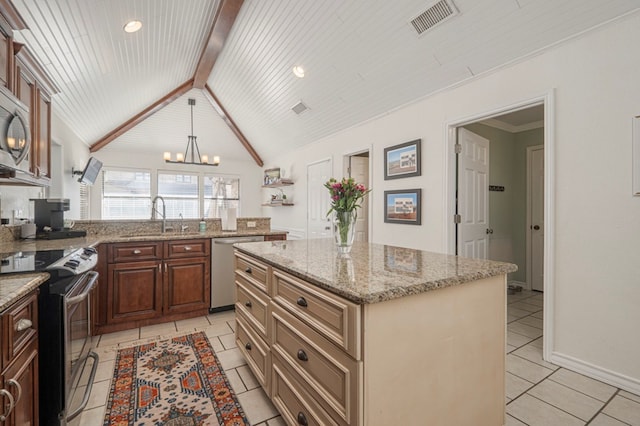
164,98,220,166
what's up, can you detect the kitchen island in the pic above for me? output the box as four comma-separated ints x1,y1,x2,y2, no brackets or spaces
234,239,517,426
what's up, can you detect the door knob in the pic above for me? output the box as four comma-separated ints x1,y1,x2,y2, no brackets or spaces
533,225,540,230
485,228,494,234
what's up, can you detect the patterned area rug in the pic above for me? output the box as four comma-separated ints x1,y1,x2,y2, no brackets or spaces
104,331,248,425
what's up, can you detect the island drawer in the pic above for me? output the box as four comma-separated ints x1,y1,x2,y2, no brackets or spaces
108,242,162,263
235,277,270,340
1,291,38,368
271,303,360,426
271,355,341,426
235,252,270,294
164,239,210,258
236,310,270,392
272,268,361,359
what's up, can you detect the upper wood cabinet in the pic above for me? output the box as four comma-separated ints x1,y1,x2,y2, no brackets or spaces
13,43,56,183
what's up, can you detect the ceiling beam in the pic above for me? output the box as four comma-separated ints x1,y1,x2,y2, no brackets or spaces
193,0,244,89
90,79,193,153
204,84,263,167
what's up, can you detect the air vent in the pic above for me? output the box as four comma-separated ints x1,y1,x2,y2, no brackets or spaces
291,101,309,115
410,0,458,36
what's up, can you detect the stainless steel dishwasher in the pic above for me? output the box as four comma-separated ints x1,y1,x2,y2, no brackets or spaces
211,236,265,311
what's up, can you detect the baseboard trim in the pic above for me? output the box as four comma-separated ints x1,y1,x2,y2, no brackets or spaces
549,351,640,395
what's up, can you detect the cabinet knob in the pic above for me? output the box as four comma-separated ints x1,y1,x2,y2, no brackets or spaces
245,342,252,351
15,318,32,332
245,267,252,274
297,411,308,426
244,301,252,308
533,225,540,230
296,297,308,308
297,349,308,362
0,389,15,421
133,249,142,255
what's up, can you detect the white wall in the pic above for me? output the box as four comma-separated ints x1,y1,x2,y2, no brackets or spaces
50,111,90,219
265,12,640,391
89,149,263,219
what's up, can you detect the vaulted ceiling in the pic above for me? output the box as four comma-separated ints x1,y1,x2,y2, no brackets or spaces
10,0,640,164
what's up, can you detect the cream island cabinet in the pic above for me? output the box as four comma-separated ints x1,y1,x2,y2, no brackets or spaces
234,239,517,426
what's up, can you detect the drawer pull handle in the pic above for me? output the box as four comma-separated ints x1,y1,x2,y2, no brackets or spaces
297,349,308,362
0,389,15,421
7,380,21,404
297,411,308,426
245,267,252,274
296,297,308,307
15,319,32,332
245,342,252,351
184,246,192,251
244,301,252,308
133,249,142,254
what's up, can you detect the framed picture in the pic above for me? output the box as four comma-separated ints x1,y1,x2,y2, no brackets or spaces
384,245,422,275
384,189,421,225
384,139,421,180
263,168,281,185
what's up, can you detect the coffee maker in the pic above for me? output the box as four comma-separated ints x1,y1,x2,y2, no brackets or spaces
31,198,86,239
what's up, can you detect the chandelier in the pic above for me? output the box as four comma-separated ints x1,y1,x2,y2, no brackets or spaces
164,98,220,166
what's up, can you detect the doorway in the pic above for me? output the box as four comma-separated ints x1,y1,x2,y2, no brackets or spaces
343,150,371,242
447,93,555,360
307,158,333,239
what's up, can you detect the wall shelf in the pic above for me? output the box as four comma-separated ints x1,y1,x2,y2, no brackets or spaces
262,181,294,188
262,203,294,207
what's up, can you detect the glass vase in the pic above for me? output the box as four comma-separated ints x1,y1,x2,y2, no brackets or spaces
333,211,357,254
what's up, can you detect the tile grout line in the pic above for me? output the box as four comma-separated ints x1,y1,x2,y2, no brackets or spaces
525,392,591,423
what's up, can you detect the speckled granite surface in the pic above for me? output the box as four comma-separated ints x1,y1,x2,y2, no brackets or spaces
235,239,518,304
0,273,49,311
0,218,284,308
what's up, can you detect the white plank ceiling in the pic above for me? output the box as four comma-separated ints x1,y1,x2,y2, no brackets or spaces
10,0,640,163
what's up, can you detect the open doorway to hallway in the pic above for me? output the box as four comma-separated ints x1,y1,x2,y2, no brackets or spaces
343,150,371,242
455,104,545,293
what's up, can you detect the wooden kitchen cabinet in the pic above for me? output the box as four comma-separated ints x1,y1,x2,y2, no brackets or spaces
97,239,211,334
1,291,39,426
107,260,163,324
164,257,210,315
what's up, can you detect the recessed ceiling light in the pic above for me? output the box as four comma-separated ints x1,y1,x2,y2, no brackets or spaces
292,65,305,78
123,20,143,33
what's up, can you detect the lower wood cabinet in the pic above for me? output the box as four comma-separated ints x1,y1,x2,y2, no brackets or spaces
107,260,163,323
1,291,39,426
96,239,211,334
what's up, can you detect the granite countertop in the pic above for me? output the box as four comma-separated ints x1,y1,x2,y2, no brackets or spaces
0,230,287,254
234,239,518,304
0,273,49,311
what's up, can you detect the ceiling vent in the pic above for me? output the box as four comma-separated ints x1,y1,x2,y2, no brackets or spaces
291,101,309,115
410,0,458,36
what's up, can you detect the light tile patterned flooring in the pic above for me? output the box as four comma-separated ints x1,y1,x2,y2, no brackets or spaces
73,293,640,425
505,290,640,425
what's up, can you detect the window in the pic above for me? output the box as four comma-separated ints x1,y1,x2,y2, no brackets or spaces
204,175,240,218
102,169,151,219
157,172,199,218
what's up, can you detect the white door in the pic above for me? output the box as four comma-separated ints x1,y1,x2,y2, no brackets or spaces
528,146,544,291
457,128,490,259
307,158,333,238
349,156,369,242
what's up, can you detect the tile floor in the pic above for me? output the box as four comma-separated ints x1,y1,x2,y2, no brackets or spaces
72,293,640,425
505,290,640,425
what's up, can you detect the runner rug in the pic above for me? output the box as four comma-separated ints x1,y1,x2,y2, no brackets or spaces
103,331,248,426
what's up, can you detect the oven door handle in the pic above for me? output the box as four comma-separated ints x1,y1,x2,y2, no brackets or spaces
65,271,99,306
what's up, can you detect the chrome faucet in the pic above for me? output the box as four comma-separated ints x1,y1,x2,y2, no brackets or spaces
151,196,167,232
179,213,189,233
